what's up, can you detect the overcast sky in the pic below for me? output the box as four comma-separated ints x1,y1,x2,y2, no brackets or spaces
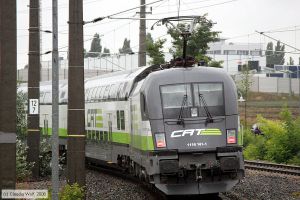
17,0,300,68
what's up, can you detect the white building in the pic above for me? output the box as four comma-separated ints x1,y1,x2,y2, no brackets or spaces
206,39,265,74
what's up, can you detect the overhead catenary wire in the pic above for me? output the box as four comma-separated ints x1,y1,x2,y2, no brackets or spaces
256,31,300,52
84,0,165,24
150,0,239,15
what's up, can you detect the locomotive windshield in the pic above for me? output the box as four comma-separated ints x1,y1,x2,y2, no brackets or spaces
161,84,192,108
160,83,224,119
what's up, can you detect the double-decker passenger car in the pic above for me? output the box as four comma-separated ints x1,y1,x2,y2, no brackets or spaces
21,64,244,195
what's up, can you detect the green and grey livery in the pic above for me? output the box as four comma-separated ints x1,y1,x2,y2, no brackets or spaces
20,65,245,196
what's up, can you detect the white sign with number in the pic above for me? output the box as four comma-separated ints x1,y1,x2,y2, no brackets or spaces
29,99,39,115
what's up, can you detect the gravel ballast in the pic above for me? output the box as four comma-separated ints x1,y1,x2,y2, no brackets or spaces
17,169,300,200
221,170,300,200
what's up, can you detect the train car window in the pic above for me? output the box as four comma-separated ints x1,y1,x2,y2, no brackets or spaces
117,110,120,130
193,83,225,116
93,87,99,101
116,83,124,100
140,93,148,120
89,87,96,101
120,110,125,130
108,84,117,100
100,131,103,141
116,110,125,130
160,84,192,119
98,86,104,100
91,87,99,101
96,131,100,142
103,85,111,100
104,131,108,141
120,82,128,99
95,86,102,100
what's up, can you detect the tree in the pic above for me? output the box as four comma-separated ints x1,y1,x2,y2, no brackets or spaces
265,41,285,68
87,33,102,57
167,14,219,62
265,42,274,68
146,33,166,65
102,47,110,57
287,57,294,65
274,41,285,65
119,38,133,54
208,60,223,68
237,65,253,100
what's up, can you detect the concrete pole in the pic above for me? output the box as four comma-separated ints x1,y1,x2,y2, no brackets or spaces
0,0,17,190
51,0,59,199
138,0,146,67
67,0,86,187
27,0,41,178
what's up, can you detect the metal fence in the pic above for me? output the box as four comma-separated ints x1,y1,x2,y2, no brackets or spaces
235,75,300,95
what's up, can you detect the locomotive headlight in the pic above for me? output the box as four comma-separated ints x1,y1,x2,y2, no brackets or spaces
155,133,167,148
226,129,237,144
191,107,198,117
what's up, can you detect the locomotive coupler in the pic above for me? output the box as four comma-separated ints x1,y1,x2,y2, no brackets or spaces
195,164,202,181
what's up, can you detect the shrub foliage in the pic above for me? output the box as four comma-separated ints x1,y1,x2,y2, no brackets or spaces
243,107,300,165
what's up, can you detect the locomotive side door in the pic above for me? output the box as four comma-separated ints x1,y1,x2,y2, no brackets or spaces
106,112,113,162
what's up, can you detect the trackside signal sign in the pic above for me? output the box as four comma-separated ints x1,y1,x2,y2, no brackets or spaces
29,99,39,115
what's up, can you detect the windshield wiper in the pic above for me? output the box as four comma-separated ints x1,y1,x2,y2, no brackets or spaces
177,94,187,127
198,93,214,125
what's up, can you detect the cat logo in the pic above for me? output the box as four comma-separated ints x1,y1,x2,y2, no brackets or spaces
171,129,222,138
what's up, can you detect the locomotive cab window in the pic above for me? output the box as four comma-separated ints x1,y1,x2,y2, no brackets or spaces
160,83,224,119
160,84,192,119
193,83,224,116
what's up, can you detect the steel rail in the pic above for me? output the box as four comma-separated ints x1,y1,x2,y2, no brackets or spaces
244,160,300,176
85,157,166,200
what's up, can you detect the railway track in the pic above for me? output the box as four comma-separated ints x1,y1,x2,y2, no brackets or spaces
86,157,167,200
244,160,300,176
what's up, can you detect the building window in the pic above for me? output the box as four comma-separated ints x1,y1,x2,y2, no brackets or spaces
223,50,236,55
117,110,125,130
237,50,249,55
250,50,260,56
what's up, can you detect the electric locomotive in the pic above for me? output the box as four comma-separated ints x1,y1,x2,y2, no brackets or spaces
28,64,244,196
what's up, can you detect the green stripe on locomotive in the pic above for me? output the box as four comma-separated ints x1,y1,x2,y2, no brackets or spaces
43,128,154,151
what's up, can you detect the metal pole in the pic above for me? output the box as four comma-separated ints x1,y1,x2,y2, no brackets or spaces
67,0,86,187
52,0,59,199
182,34,188,66
27,0,41,179
226,52,228,72
244,101,247,128
138,0,146,67
0,0,17,190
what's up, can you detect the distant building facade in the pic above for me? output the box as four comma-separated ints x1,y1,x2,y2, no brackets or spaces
206,39,265,74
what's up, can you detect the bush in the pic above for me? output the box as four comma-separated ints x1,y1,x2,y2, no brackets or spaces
16,90,27,139
243,108,300,165
60,183,85,200
243,135,266,160
39,138,52,177
16,139,34,181
38,184,84,200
